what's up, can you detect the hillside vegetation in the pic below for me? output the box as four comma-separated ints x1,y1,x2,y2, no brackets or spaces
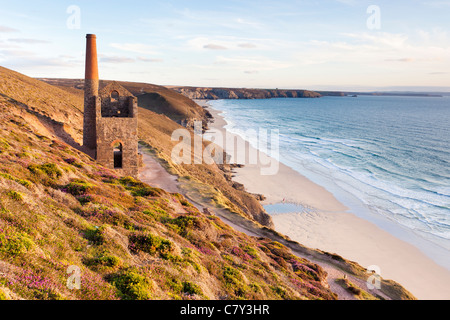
40,77,273,228
0,85,336,301
0,67,415,300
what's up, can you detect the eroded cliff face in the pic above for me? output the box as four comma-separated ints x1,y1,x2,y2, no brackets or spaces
172,87,322,100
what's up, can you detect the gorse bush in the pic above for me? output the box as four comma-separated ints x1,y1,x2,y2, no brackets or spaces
7,190,23,201
83,226,106,245
85,253,122,269
0,173,32,188
0,227,34,257
182,281,203,296
63,180,94,196
222,266,248,298
118,176,163,197
28,163,62,179
167,216,200,236
0,289,8,300
128,233,174,255
110,269,152,300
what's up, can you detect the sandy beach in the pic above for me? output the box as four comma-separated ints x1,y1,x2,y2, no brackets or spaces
198,99,450,300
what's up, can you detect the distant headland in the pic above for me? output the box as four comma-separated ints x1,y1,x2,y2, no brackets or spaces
168,86,444,100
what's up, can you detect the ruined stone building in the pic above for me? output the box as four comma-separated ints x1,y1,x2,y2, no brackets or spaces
83,34,139,177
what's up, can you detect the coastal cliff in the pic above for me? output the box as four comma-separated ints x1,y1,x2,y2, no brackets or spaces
0,66,415,300
171,86,322,100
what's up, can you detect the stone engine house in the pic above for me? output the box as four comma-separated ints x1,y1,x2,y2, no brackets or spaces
83,34,139,177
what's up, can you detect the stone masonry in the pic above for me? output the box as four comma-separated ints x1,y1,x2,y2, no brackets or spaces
83,34,139,177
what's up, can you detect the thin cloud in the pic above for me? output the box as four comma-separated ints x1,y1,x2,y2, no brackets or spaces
100,56,135,63
0,26,19,33
204,44,227,50
238,43,257,49
342,32,409,49
137,56,163,62
109,43,158,55
8,38,50,44
336,0,357,4
214,56,291,70
385,58,415,62
0,49,74,67
422,1,450,8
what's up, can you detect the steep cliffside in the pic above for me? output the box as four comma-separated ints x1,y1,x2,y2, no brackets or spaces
0,68,414,300
40,79,210,130
0,66,339,301
39,78,271,228
172,86,322,100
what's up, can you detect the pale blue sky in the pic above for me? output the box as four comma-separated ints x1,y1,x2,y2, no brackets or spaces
0,0,449,91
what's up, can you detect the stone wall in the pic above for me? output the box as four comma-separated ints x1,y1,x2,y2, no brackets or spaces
83,79,99,151
99,83,136,118
95,82,139,177
95,117,139,177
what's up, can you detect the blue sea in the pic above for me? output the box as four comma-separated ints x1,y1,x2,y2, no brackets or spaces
209,95,450,269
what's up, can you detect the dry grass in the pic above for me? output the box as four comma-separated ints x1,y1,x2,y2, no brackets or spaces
0,79,337,300
0,66,415,301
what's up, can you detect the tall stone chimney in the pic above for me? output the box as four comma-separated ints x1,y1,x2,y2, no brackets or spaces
83,34,99,151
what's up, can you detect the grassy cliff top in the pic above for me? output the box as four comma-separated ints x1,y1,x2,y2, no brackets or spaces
0,66,415,300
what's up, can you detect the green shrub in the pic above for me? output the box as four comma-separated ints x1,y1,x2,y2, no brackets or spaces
161,252,183,263
132,186,162,197
223,266,242,283
28,163,62,179
110,270,152,300
16,179,32,188
0,138,10,152
271,285,288,299
76,195,93,205
0,289,8,300
0,229,34,256
166,278,183,293
7,190,23,201
0,173,32,188
118,176,140,187
223,266,248,298
167,216,200,236
118,176,163,197
85,254,122,269
181,247,193,258
243,245,259,260
84,226,106,245
182,281,203,296
129,233,173,255
172,194,192,207
63,180,93,196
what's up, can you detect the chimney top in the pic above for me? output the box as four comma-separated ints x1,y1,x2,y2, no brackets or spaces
85,34,99,81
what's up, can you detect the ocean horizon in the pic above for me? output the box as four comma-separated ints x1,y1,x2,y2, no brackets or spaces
209,96,450,270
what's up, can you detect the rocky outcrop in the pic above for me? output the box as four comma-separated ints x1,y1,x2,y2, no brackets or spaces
172,86,322,100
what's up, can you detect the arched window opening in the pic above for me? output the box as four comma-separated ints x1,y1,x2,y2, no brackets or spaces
113,142,123,169
111,90,119,102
